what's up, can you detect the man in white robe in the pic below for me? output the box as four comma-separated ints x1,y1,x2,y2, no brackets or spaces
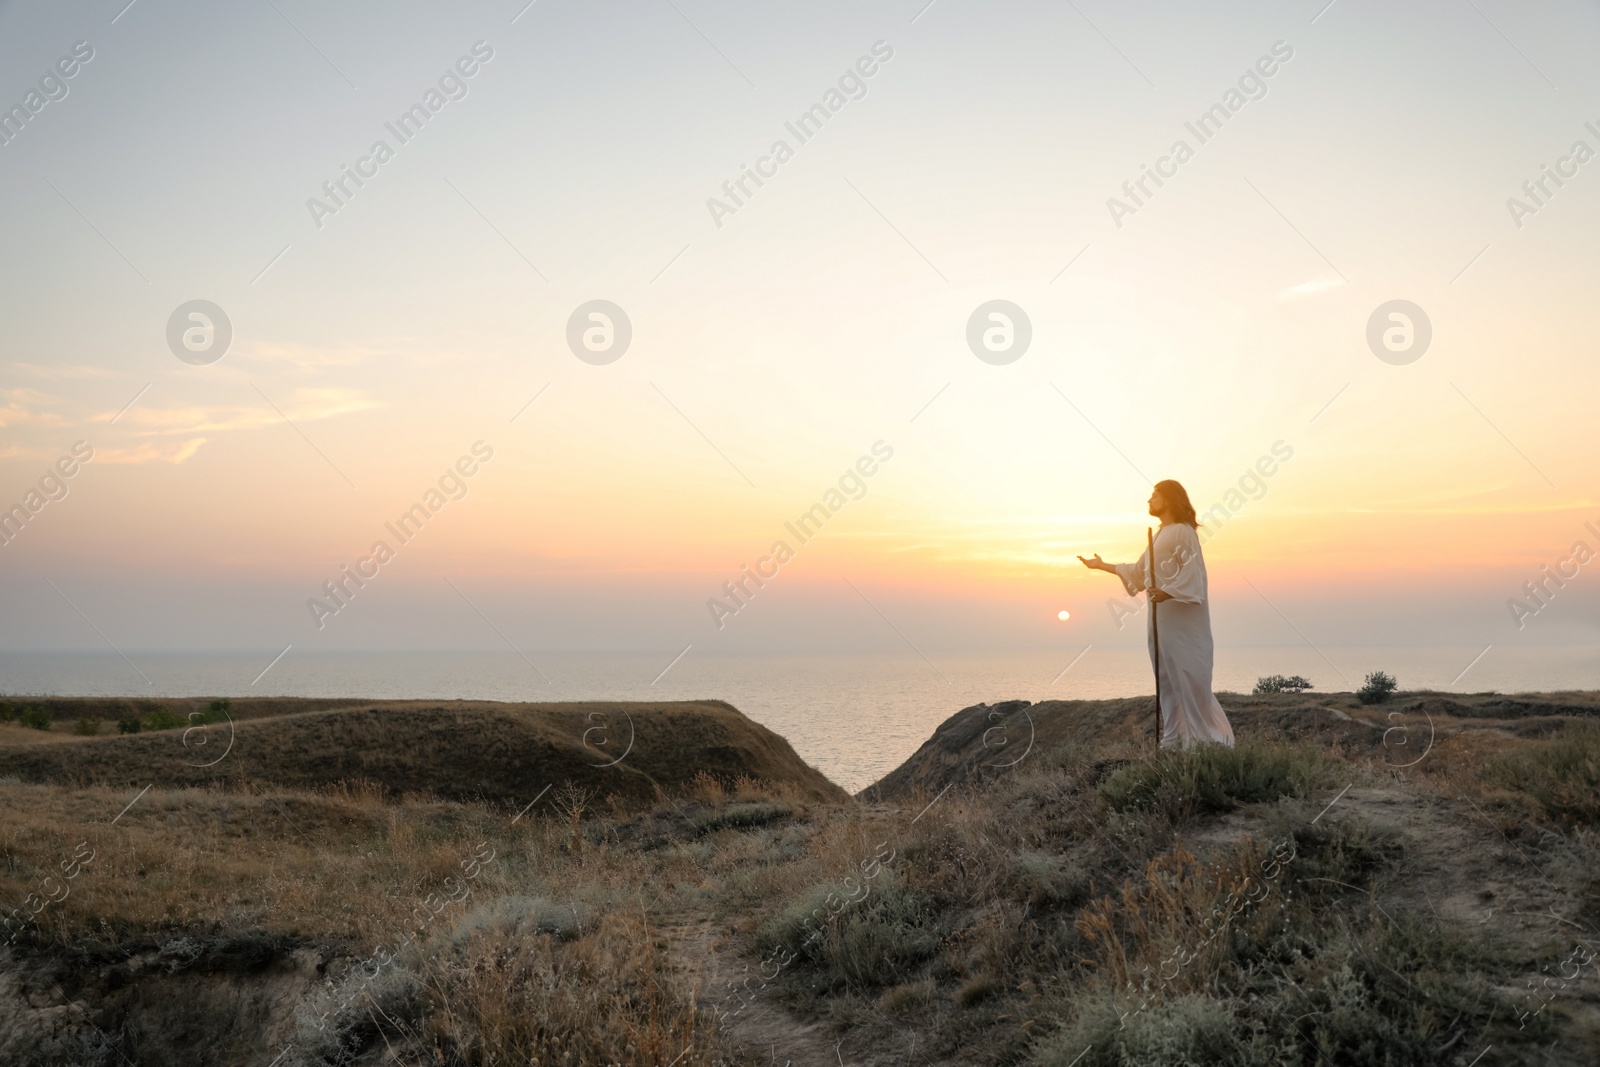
1079,481,1235,749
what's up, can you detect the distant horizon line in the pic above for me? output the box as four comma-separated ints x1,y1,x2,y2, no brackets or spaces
1,643,1591,657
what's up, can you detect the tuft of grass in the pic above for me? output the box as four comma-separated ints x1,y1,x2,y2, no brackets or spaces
691,801,792,837
1099,739,1324,816
1274,814,1403,887
879,979,936,1015
955,974,1001,1006
1485,721,1600,826
1004,848,1089,908
289,897,722,1067
755,866,940,991
687,769,728,804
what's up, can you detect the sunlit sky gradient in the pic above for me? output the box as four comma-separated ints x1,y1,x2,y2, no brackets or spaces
1,0,1596,670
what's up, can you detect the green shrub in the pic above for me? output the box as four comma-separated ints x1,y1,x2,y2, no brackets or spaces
1277,916,1523,1064
73,717,102,736
1100,740,1324,816
1252,674,1313,694
19,706,52,731
0,703,14,722
1031,992,1276,1067
118,717,142,734
196,698,232,724
1356,671,1398,704
141,707,185,731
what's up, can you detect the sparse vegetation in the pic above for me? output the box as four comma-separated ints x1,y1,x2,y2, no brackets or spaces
344,899,719,1067
1041,819,1527,1066
18,706,51,731
0,691,1596,1066
140,707,185,731
1252,673,1313,694
1099,738,1325,816
1486,720,1600,826
1357,670,1399,704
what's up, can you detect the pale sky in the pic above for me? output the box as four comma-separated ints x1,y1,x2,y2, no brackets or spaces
0,0,1596,664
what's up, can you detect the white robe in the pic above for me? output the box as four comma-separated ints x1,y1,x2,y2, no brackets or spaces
1114,523,1235,749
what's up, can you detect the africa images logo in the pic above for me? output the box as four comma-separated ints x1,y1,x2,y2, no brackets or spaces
305,41,495,229
1106,40,1294,228
705,41,894,229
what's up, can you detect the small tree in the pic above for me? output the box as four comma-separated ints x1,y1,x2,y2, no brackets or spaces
553,781,598,854
19,706,52,731
73,717,102,736
118,717,142,734
1253,675,1314,695
1357,671,1398,705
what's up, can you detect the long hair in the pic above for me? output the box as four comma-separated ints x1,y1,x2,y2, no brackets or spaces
1156,479,1199,527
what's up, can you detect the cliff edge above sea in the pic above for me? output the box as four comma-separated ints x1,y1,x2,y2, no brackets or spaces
858,687,1600,801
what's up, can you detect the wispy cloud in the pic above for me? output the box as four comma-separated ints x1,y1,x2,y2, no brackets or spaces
1276,276,1346,301
9,362,121,380
95,437,209,465
0,388,69,428
235,339,394,368
111,387,381,435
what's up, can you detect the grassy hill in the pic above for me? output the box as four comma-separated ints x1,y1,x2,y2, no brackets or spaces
0,698,849,807
2,690,1598,1066
859,688,1600,801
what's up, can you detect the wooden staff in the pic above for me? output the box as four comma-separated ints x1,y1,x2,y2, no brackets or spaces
1148,526,1162,746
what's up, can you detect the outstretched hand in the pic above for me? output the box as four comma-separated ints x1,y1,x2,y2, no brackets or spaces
1077,553,1105,571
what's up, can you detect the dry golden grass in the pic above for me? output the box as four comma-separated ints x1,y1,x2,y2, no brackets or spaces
404,905,717,1065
